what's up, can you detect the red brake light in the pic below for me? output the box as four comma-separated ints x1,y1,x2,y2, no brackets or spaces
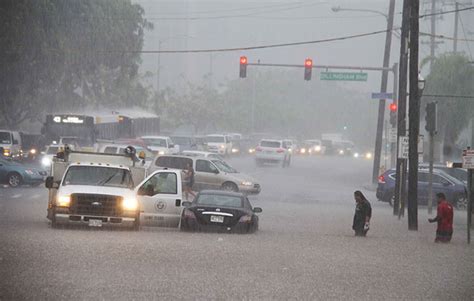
256,147,262,152
276,148,285,153
378,175,386,184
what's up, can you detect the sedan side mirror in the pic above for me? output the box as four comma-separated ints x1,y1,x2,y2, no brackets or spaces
253,207,263,213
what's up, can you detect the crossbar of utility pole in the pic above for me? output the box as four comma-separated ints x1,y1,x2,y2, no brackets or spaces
247,62,394,72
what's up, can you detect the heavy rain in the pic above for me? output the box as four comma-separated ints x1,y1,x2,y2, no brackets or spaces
1,0,473,299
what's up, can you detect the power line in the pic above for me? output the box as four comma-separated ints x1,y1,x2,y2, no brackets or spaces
420,31,474,42
423,94,474,99
419,5,474,18
104,28,395,54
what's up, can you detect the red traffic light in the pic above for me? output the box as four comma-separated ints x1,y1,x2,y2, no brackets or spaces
304,58,313,67
240,56,248,65
389,103,397,112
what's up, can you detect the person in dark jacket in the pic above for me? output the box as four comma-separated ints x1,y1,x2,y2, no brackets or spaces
183,163,196,201
352,190,372,237
428,192,454,243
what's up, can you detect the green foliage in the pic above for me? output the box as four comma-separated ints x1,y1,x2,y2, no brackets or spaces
0,0,151,129
423,53,474,146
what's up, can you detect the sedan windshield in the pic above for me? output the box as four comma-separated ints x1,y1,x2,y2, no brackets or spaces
212,160,237,173
143,138,167,147
170,137,191,145
196,194,243,208
63,166,134,188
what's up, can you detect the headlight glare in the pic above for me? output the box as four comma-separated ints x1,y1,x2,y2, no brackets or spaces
123,198,138,211
42,157,51,166
57,195,71,207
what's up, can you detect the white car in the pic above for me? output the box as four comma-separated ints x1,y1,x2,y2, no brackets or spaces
181,150,224,160
141,136,179,155
205,134,232,155
255,139,291,167
304,139,326,155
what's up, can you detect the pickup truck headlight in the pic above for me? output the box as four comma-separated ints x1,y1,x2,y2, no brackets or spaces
57,195,71,207
315,146,321,152
241,181,253,186
220,145,225,149
158,151,165,155
122,198,138,211
42,157,51,166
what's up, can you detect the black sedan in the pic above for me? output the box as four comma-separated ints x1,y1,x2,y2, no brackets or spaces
180,190,262,233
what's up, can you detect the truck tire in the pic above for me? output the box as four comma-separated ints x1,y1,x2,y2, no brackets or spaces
7,172,22,187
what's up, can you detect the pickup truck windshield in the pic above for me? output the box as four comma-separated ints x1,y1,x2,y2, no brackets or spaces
142,138,167,147
63,166,134,188
0,132,12,144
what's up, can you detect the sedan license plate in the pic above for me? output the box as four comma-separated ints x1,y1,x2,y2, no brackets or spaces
210,215,224,223
88,219,103,227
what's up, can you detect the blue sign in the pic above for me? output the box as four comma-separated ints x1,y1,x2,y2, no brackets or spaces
371,92,393,99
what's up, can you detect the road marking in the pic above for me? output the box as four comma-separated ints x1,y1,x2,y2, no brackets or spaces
11,194,23,199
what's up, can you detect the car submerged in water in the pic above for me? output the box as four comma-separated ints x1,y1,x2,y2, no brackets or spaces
180,190,262,233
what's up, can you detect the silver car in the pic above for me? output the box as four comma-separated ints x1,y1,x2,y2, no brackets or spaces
148,155,261,194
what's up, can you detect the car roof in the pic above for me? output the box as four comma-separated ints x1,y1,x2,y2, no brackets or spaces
68,162,130,170
198,190,245,198
141,136,169,139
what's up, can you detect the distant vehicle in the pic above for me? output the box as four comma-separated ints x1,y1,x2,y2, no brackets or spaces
0,156,47,187
376,168,467,209
0,130,22,158
181,150,224,160
303,139,326,155
41,144,74,168
98,143,152,168
205,134,232,155
149,155,261,194
180,190,262,233
283,139,297,154
334,140,354,156
255,139,291,167
170,135,197,152
141,136,179,155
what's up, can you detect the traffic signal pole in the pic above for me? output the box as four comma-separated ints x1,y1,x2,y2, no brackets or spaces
372,0,396,184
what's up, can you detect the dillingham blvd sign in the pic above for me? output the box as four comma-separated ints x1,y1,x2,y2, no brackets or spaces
320,71,368,81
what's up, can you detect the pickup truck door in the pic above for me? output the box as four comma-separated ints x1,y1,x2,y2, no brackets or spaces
136,170,183,227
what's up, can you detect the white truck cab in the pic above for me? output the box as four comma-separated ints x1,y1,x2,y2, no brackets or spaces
141,136,179,155
0,130,22,158
205,134,232,155
46,148,146,230
136,169,184,228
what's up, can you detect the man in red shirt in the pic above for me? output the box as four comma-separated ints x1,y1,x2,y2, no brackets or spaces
428,193,454,243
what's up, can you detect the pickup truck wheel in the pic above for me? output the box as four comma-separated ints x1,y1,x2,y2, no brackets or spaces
7,172,22,187
222,182,238,192
455,196,468,210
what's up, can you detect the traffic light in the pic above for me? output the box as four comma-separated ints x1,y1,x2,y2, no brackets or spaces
304,58,312,81
389,102,397,126
425,102,437,134
239,56,247,78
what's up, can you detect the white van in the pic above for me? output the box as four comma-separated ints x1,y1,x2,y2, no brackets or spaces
205,134,232,155
0,130,22,158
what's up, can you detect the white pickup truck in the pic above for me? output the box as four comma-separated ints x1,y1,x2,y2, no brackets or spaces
46,147,185,230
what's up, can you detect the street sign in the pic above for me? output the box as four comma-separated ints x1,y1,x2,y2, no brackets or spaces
398,136,409,159
372,92,393,99
389,128,397,143
462,149,474,169
320,72,368,81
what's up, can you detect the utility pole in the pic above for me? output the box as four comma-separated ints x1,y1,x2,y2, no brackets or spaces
372,0,396,184
394,0,410,217
430,0,436,69
454,2,459,52
408,0,421,231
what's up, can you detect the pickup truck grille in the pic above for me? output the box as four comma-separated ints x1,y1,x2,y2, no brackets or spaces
70,194,122,217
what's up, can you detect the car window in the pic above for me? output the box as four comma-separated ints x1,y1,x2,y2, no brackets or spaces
103,146,117,154
156,156,173,168
141,172,177,195
260,140,281,148
432,174,450,185
196,159,218,173
196,194,243,207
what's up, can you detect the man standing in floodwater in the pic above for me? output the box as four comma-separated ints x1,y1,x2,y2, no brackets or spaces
428,192,454,243
352,190,372,237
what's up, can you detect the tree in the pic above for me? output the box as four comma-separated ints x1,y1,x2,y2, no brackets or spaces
423,53,474,158
0,0,151,129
